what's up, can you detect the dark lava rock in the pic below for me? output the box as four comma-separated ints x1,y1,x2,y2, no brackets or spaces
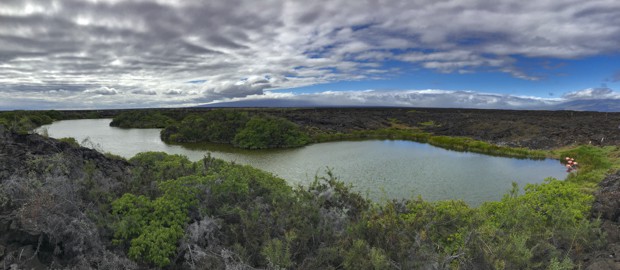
0,125,130,184
0,127,134,269
582,171,620,270
592,170,620,222
263,108,620,150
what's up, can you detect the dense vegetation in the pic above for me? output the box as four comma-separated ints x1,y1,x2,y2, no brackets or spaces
0,110,61,134
157,110,310,149
160,110,247,143
0,109,115,134
110,111,175,128
233,116,310,149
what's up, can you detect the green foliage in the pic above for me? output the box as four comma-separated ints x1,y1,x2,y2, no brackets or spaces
161,110,249,143
233,116,310,149
160,110,309,149
350,198,476,269
0,117,9,127
548,257,574,270
58,137,80,147
112,175,208,267
129,152,197,184
343,239,390,270
110,110,175,128
261,238,293,269
478,179,597,269
0,110,59,133
419,120,438,127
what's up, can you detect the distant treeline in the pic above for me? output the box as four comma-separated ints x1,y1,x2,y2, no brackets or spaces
0,110,60,133
0,110,115,134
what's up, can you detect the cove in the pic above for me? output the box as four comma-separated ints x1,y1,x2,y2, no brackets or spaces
39,119,567,205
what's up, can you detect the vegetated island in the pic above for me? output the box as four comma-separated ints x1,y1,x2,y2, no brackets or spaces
0,108,619,269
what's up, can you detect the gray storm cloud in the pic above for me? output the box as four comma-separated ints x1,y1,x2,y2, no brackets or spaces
1,0,620,108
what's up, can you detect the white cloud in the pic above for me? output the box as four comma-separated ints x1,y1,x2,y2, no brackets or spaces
562,87,619,100
84,86,118,95
164,89,184,96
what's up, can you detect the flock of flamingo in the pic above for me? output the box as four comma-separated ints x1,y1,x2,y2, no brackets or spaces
564,157,579,172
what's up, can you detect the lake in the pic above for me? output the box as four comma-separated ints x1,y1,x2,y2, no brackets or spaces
39,119,567,205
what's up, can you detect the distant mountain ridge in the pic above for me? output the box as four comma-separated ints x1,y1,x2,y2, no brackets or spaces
552,99,620,112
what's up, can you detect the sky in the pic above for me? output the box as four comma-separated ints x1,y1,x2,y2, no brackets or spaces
1,0,620,110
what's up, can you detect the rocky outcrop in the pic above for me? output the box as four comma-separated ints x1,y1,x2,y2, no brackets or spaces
0,127,136,269
582,171,620,269
592,170,620,222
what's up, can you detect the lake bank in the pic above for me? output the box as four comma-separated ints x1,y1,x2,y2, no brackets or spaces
39,118,567,205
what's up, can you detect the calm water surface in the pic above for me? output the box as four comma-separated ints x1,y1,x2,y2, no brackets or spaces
40,119,567,205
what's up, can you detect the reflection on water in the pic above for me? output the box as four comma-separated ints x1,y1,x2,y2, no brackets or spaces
39,119,567,205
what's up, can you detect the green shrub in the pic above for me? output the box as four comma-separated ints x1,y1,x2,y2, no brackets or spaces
58,137,80,147
261,238,293,269
233,116,309,149
129,152,197,183
477,179,597,269
112,175,208,267
343,239,390,270
0,110,58,133
0,117,8,127
161,110,249,143
110,111,175,128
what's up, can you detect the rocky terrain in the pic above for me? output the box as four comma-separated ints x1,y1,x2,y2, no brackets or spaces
262,108,620,150
583,170,620,269
0,125,135,269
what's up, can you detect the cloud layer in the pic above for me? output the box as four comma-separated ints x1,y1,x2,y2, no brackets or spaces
1,0,620,109
206,89,561,109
